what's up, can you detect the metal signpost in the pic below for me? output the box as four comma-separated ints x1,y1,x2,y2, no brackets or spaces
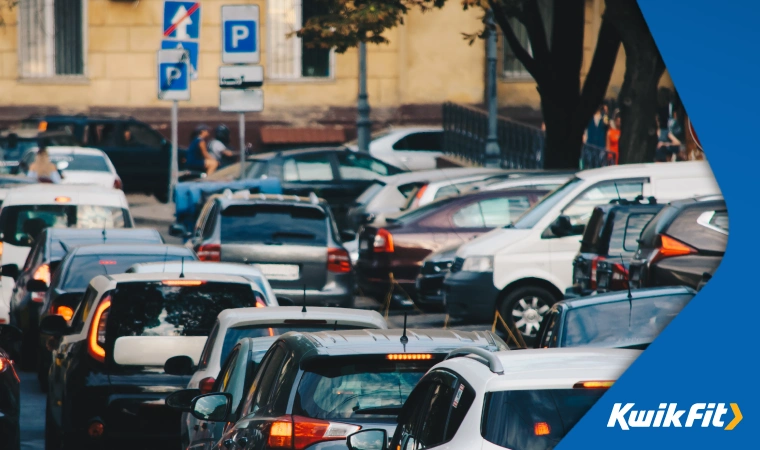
220,5,263,180
157,48,190,203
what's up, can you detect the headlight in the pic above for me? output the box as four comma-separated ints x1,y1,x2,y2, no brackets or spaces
461,256,493,272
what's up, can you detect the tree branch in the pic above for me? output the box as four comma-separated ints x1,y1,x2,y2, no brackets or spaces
574,17,621,130
520,0,551,68
488,0,545,85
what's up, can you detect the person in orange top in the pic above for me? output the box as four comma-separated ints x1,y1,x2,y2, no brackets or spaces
606,111,621,164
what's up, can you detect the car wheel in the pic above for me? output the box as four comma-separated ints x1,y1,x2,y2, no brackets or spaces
45,401,60,450
499,286,556,347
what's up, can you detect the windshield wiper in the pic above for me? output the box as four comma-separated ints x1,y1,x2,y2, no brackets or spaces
353,405,404,415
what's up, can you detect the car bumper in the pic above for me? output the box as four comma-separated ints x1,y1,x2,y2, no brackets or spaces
415,273,446,306
443,271,499,322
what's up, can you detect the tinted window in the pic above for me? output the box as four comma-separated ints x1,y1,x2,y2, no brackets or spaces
563,294,693,347
621,213,656,253
250,345,288,415
0,205,127,247
283,155,334,182
538,309,561,348
392,132,442,152
294,357,433,421
579,208,607,253
452,196,532,228
198,321,220,370
390,196,458,225
481,389,607,449
35,154,110,173
61,253,190,290
108,281,257,339
125,123,164,148
337,152,391,179
220,204,328,245
71,286,98,333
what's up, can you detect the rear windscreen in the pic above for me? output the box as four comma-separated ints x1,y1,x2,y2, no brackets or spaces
61,254,190,290
0,205,127,247
294,357,435,421
481,389,607,449
108,281,256,339
221,204,328,245
608,212,657,256
49,154,110,172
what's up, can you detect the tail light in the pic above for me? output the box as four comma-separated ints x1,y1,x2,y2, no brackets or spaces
608,263,630,291
590,256,604,291
372,229,394,253
267,415,361,450
0,241,3,257
199,377,216,395
196,244,221,261
0,356,8,373
114,177,123,190
56,305,74,321
88,296,111,363
327,248,351,273
651,234,697,265
31,263,51,303
255,294,267,308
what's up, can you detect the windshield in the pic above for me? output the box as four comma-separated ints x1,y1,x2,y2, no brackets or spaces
481,389,607,449
294,356,435,421
344,130,394,147
61,254,190,290
563,294,693,347
0,205,128,247
51,154,110,172
221,204,328,245
512,178,583,229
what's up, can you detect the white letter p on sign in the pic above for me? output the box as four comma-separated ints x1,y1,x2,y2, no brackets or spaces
232,25,249,48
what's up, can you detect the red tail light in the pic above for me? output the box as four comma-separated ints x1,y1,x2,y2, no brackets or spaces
267,415,361,450
327,248,351,273
608,263,630,291
88,296,111,363
373,229,394,253
199,376,215,395
590,256,604,291
196,244,221,261
255,296,267,308
113,177,123,190
31,263,51,303
651,234,697,265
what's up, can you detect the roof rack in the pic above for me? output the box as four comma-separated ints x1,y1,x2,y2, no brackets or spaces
445,347,504,374
608,195,657,206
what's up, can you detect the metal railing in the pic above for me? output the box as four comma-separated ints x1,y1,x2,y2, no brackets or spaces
580,143,618,169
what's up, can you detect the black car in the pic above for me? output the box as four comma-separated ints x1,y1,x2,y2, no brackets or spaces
3,228,163,370
415,243,460,308
196,147,405,230
628,196,727,290
566,198,663,297
536,286,695,349
21,115,173,201
36,243,198,387
0,324,21,450
0,128,79,166
187,329,507,450
173,192,357,307
42,272,266,450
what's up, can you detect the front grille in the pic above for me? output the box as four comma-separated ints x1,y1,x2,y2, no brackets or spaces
420,260,453,275
450,257,464,273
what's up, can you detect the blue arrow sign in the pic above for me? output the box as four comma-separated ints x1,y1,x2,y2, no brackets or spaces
163,1,201,40
161,40,198,80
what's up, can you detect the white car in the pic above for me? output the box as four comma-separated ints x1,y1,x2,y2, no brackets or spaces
348,348,641,450
476,173,573,192
126,261,278,307
20,146,122,189
346,127,443,171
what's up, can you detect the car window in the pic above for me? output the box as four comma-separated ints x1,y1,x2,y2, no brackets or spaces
61,253,191,290
249,345,288,415
87,123,121,147
355,181,386,205
125,123,164,148
46,154,111,173
620,213,657,253
537,308,561,348
71,286,100,334
707,211,729,233
198,321,220,370
337,152,391,180
282,154,334,182
22,239,42,270
216,346,240,393
395,382,431,450
562,180,644,230
452,196,532,228
414,380,455,447
513,178,584,229
220,204,328,246
392,132,442,152
202,202,219,239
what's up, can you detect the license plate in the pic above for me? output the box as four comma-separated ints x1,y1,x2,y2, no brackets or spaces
254,264,300,281
359,240,369,251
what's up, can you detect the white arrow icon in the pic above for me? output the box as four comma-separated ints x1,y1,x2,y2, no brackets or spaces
171,5,192,39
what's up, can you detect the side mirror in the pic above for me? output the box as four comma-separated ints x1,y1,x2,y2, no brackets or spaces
277,297,295,307
168,223,188,238
549,215,575,238
1,264,19,280
190,393,232,422
166,388,202,412
361,213,376,225
340,230,357,242
27,279,48,293
39,315,69,337
347,429,388,450
164,355,196,376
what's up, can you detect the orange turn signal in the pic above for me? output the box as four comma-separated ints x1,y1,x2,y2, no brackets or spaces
56,306,74,321
55,196,71,203
534,422,551,436
573,380,615,389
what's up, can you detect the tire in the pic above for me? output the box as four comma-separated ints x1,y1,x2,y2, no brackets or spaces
499,286,557,347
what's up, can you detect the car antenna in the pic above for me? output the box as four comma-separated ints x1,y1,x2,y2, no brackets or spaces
179,257,185,278
301,285,307,313
400,312,409,346
161,245,169,272
613,182,622,202
334,320,338,331
620,254,633,327
102,222,107,243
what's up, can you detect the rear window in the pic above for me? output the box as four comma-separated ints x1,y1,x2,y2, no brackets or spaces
294,356,436,421
49,154,110,172
221,204,328,245
609,212,656,255
481,389,607,449
61,254,190,290
355,181,386,205
0,205,128,247
563,293,693,348
108,281,257,339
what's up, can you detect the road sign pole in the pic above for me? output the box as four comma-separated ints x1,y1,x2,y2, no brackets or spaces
239,112,246,180
170,100,179,201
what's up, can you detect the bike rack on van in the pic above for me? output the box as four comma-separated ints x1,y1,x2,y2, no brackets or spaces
445,347,504,375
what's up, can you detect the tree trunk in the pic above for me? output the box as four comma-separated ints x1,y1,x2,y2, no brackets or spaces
606,0,666,163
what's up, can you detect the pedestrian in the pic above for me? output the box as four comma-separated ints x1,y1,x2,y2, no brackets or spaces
186,124,219,175
208,124,238,167
606,110,621,164
583,104,609,149
668,110,687,160
27,142,61,183
654,115,681,162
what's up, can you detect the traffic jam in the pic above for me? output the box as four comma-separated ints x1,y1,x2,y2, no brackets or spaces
0,136,727,450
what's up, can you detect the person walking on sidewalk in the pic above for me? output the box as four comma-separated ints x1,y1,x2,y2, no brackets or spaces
584,104,609,149
606,110,621,164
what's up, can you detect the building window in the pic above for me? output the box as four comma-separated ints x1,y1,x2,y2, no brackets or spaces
267,0,332,80
18,0,85,79
502,0,553,80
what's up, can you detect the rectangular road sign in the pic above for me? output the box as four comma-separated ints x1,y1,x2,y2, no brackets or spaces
163,1,201,40
162,40,199,80
158,49,190,101
222,5,260,64
219,65,264,88
220,89,264,112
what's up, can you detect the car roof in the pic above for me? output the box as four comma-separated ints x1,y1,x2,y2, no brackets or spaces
216,307,388,331
67,244,193,257
211,191,328,207
103,272,252,284
666,195,725,209
558,286,696,309
248,147,345,161
27,146,107,157
0,129,72,139
46,228,161,242
576,160,714,182
2,184,129,207
128,261,265,278
375,168,508,186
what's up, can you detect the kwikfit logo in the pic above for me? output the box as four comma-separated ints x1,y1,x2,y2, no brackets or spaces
607,403,742,430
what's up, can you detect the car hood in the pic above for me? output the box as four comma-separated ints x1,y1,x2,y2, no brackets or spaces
456,228,533,258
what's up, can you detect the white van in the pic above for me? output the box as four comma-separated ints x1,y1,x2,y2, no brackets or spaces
0,184,133,313
443,161,721,341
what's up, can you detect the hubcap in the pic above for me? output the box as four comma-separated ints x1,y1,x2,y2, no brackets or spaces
512,296,550,337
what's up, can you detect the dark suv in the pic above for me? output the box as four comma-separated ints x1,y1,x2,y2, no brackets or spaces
22,115,172,201
629,196,728,290
566,198,663,297
174,191,357,307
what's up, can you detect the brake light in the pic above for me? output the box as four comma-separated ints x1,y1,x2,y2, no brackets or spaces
255,295,267,308
652,234,697,264
0,357,7,373
573,380,615,389
197,244,221,261
415,184,428,200
162,280,205,286
534,422,551,436
373,229,394,253
386,353,433,360
113,177,123,190
56,306,74,321
55,196,71,203
327,248,351,273
38,121,48,131
590,256,604,290
88,296,111,363
0,241,3,257
199,377,215,395
267,415,361,450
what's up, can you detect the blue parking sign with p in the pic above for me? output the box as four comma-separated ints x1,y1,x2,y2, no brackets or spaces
160,62,188,91
221,5,260,64
157,48,190,101
225,21,257,53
